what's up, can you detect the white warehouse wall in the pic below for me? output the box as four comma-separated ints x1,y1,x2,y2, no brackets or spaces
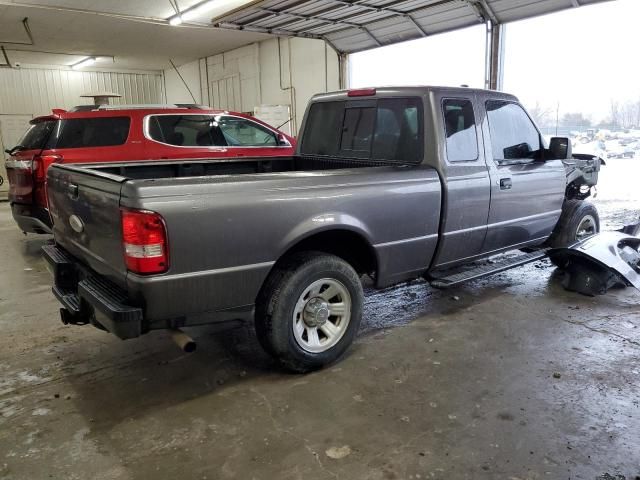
0,66,164,193
0,67,164,116
164,37,340,135
163,59,205,105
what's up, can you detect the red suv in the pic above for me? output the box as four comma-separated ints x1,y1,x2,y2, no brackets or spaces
6,104,295,234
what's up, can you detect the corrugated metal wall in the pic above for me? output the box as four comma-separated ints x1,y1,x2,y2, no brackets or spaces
0,68,164,116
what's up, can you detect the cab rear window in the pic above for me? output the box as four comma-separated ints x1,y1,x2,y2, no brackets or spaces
300,97,423,164
46,117,130,149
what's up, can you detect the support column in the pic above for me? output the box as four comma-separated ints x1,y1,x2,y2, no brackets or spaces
484,21,505,91
338,52,348,90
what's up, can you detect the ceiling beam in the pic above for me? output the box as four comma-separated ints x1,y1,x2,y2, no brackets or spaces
245,5,427,41
478,0,499,23
214,0,463,44
462,0,499,24
214,20,324,39
218,0,458,27
404,14,428,37
249,7,379,31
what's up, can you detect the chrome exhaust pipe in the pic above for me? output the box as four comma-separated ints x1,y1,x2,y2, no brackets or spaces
170,329,196,353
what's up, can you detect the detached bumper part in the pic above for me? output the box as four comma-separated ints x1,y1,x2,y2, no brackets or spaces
42,244,143,339
548,229,640,296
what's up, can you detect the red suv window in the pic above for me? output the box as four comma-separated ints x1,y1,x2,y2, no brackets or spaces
46,117,131,149
147,115,278,147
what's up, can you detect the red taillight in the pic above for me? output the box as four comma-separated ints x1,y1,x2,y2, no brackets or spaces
121,208,169,275
347,88,376,97
6,160,34,204
33,154,62,207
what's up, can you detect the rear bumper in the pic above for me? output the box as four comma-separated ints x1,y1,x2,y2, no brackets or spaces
11,203,52,234
42,244,143,339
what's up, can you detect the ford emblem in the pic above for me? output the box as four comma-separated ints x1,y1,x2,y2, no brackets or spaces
69,215,84,233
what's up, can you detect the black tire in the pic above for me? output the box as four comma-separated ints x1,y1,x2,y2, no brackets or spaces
547,200,600,248
255,251,363,373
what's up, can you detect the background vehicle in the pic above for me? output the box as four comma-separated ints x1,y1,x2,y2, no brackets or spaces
44,86,602,372
5,104,295,234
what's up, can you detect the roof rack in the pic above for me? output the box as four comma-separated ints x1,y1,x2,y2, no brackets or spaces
175,103,211,110
97,103,211,110
66,104,213,113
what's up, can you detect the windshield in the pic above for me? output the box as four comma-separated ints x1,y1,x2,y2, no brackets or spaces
13,120,56,152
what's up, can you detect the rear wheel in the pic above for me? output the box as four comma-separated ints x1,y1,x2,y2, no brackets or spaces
255,252,363,373
548,200,600,248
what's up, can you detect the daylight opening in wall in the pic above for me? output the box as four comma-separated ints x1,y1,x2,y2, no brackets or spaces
502,0,640,229
348,25,485,89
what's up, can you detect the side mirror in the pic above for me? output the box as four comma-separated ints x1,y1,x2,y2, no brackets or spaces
276,133,290,147
548,137,572,160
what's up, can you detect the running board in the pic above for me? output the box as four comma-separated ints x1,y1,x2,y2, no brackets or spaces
429,250,549,289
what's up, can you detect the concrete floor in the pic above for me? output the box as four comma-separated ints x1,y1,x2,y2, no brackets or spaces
1,170,639,479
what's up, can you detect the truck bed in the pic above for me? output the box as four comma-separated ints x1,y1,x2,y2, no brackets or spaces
89,155,404,181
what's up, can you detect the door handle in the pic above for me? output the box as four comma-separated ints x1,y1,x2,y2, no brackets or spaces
499,178,512,190
67,183,79,199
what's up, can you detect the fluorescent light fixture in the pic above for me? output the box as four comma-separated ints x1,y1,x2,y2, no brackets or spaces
71,57,96,70
167,0,254,26
182,1,217,21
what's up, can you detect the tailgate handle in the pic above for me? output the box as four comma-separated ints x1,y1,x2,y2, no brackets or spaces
67,183,79,199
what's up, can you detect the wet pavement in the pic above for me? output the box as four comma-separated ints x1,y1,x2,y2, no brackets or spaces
0,185,639,479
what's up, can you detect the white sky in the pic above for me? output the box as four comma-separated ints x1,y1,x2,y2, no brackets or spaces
349,0,640,123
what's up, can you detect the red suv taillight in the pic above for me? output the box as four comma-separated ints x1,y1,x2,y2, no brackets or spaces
6,159,34,204
121,208,169,275
33,154,62,207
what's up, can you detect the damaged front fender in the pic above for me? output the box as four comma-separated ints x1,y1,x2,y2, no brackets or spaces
564,154,604,200
548,228,640,296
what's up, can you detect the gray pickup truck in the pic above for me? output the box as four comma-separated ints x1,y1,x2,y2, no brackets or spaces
43,86,602,371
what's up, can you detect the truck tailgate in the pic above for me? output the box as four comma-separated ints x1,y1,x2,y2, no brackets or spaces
47,164,128,288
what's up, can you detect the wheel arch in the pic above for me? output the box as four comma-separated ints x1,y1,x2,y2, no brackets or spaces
275,227,379,278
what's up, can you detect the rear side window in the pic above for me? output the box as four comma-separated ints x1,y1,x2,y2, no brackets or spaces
300,97,422,163
486,101,541,160
16,120,56,150
148,115,225,146
442,99,478,162
48,117,130,149
147,115,277,147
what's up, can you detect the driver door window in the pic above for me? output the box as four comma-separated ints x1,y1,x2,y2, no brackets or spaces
486,101,541,161
147,115,278,147
217,117,278,147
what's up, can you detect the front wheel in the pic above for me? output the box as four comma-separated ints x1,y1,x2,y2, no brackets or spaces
548,199,600,248
255,252,363,373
